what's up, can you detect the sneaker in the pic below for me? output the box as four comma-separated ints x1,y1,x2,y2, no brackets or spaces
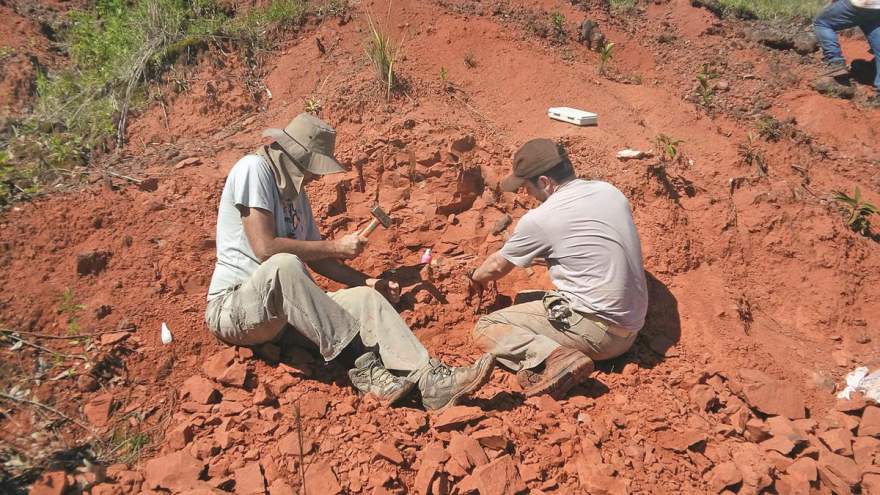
812,76,855,99
418,354,495,411
820,59,849,78
516,347,594,399
348,352,416,406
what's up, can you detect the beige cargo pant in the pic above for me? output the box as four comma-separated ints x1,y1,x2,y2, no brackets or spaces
205,253,429,372
473,297,638,372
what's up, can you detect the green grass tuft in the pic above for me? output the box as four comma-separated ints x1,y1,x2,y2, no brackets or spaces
1,0,314,207
712,0,825,20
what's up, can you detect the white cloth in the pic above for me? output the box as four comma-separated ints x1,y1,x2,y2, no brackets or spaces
851,0,880,9
500,180,648,331
208,154,321,299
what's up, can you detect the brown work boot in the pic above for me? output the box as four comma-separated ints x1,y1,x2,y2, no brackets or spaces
517,347,594,399
348,352,416,406
418,354,495,411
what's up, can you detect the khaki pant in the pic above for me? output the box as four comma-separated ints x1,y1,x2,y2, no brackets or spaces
473,299,638,371
205,253,429,372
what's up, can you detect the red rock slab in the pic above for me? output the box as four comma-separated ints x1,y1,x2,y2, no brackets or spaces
835,395,867,413
656,428,707,452
472,427,509,450
863,473,880,494
304,462,340,494
818,428,854,457
853,435,880,468
690,384,719,411
766,416,808,444
218,362,248,388
706,461,742,493
253,383,276,406
299,394,330,419
268,479,295,495
432,406,485,431
774,473,809,495
859,406,880,437
234,463,266,495
759,436,796,456
737,370,806,419
99,332,130,346
785,457,817,484
143,450,205,491
414,460,442,495
448,433,489,470
167,422,194,450
84,393,114,427
421,442,451,465
374,441,404,465
278,432,314,457
182,376,221,405
29,470,68,495
472,454,527,495
817,450,860,491
203,348,237,381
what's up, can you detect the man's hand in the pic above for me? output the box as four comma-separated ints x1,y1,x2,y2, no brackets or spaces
335,232,368,260
466,269,485,302
367,278,401,304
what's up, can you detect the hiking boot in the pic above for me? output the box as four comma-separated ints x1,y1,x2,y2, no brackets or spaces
812,76,855,99
348,352,416,406
418,354,495,411
820,59,849,78
516,347,594,399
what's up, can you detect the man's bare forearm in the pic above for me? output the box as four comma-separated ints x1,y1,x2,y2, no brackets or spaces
261,238,341,261
307,259,369,287
473,251,515,285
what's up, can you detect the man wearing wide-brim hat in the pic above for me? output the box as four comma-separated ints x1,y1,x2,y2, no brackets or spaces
205,113,494,411
467,138,647,399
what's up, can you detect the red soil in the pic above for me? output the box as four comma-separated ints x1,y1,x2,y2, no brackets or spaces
2,0,879,494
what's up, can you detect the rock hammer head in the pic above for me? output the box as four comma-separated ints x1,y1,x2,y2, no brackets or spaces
360,205,393,238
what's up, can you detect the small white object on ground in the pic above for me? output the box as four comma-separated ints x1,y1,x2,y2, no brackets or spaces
548,107,598,126
160,322,173,345
616,148,654,161
837,366,880,403
420,248,433,265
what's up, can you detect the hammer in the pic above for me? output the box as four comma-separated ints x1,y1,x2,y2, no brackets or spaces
359,205,392,238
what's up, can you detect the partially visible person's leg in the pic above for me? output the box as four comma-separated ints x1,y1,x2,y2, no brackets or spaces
814,0,861,70
472,301,564,372
860,13,880,96
328,286,430,373
205,253,360,360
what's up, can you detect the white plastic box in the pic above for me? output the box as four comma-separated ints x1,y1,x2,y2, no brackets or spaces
548,107,598,126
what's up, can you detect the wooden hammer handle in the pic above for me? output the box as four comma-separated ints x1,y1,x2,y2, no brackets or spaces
360,218,380,238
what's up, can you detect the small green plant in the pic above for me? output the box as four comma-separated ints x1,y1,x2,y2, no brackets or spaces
655,134,684,164
463,51,477,69
598,41,615,76
304,96,323,115
696,63,718,108
103,428,151,464
439,66,450,91
738,133,767,176
365,12,404,100
58,288,85,336
833,187,878,237
550,11,566,39
0,46,12,60
755,115,786,142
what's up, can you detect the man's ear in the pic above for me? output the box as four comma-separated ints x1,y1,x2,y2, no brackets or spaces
538,176,552,189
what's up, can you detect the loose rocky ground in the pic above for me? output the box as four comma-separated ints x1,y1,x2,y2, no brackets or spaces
2,0,880,494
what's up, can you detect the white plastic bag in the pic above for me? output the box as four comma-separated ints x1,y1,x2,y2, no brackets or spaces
837,366,880,403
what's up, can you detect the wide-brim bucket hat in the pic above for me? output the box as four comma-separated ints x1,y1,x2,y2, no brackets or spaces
262,113,345,175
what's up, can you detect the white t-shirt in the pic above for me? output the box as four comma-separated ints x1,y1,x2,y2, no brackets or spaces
851,0,880,9
500,180,648,331
207,154,321,299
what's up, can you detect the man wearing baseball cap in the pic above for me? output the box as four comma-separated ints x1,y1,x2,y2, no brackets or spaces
205,113,494,411
468,138,647,399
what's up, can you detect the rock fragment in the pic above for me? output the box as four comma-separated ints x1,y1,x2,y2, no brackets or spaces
84,393,114,427
143,450,205,491
433,406,485,431
234,463,266,495
859,405,880,437
374,441,404,465
471,454,527,495
304,463,340,494
706,462,741,493
77,251,111,276
182,376,221,404
29,471,68,495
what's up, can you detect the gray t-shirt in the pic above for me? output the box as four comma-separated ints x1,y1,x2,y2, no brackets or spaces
207,154,321,299
500,179,648,331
